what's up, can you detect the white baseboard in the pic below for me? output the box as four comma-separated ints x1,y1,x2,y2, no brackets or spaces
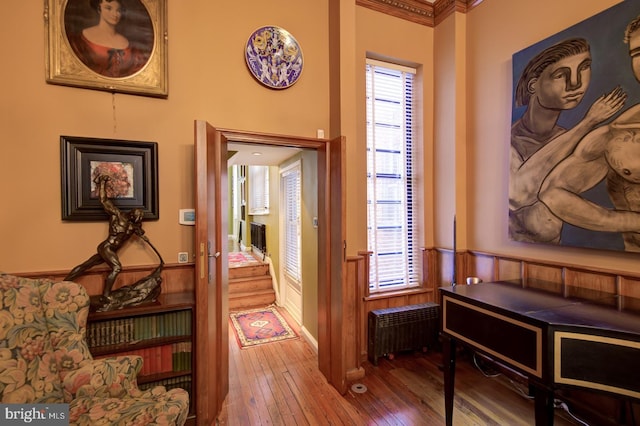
299,326,318,353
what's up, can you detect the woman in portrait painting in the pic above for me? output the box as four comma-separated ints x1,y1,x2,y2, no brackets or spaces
66,0,152,78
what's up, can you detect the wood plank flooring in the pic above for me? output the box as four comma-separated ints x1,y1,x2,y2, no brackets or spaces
217,307,581,425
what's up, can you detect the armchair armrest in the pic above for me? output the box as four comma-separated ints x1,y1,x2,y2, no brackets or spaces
61,355,144,402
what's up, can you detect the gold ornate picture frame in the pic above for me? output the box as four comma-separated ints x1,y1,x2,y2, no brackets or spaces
45,0,168,98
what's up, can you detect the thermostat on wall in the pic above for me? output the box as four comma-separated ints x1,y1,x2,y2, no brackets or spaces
179,209,195,225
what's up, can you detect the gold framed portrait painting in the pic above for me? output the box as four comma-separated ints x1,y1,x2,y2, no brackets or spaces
45,0,167,98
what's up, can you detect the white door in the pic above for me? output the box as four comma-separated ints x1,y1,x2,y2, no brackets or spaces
280,161,302,324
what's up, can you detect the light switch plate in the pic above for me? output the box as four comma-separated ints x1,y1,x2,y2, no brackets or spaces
179,209,195,225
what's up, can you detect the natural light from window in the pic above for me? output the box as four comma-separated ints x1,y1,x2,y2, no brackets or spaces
366,58,421,293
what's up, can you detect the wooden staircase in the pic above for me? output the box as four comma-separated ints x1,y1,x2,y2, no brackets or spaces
228,258,276,310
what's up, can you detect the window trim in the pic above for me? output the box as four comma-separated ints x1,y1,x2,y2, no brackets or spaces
248,165,270,215
366,58,422,294
366,58,417,75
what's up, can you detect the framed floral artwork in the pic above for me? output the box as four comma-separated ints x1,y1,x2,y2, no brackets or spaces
60,136,159,221
45,0,168,98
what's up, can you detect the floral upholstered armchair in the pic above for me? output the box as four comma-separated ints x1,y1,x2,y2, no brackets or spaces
0,273,189,425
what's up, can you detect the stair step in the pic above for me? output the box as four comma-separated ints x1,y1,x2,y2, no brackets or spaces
229,289,276,310
229,264,270,279
229,276,273,294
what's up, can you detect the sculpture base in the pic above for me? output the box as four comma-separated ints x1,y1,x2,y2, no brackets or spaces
90,265,163,312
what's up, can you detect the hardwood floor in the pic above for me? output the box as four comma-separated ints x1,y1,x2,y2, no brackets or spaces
217,307,580,425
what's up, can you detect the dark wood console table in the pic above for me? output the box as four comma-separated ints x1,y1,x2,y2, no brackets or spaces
440,281,640,426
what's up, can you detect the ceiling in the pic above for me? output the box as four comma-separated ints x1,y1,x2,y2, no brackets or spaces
227,142,301,166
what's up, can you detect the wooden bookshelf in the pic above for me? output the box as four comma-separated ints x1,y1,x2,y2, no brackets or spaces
86,291,195,420
89,335,191,357
88,292,195,320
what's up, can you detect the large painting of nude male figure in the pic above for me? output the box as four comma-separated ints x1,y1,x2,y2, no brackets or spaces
510,0,640,253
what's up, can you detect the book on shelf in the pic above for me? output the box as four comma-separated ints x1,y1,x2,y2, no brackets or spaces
87,309,193,349
87,317,135,347
139,375,192,396
161,344,173,373
172,341,192,372
95,343,192,376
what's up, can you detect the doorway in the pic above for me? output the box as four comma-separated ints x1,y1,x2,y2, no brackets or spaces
226,149,308,325
194,122,346,423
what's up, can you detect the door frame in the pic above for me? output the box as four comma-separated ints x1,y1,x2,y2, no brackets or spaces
195,123,347,423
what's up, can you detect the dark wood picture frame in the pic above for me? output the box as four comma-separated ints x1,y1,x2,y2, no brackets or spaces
60,136,159,221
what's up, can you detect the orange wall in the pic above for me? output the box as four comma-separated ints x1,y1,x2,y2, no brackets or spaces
355,7,435,251
3,0,638,281
0,1,330,273
433,13,458,250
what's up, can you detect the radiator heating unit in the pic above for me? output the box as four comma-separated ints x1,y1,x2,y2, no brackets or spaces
367,302,440,365
250,222,266,254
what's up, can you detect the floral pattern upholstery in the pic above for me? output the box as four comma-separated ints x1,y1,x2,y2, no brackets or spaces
0,273,189,425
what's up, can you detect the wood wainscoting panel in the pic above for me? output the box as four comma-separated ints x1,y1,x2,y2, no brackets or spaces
435,249,455,286
523,263,564,294
407,290,435,305
620,276,640,313
565,269,617,305
496,257,522,283
461,248,640,316
465,252,495,283
18,263,195,297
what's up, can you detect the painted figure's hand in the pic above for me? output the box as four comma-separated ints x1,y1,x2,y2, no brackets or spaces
584,86,626,127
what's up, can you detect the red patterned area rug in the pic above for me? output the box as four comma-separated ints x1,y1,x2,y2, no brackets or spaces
228,251,261,268
230,306,298,348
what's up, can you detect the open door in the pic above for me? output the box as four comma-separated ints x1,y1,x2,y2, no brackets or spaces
317,135,347,393
195,125,349,422
194,120,228,424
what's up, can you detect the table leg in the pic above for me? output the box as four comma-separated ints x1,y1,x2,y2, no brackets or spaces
532,384,554,426
442,334,456,426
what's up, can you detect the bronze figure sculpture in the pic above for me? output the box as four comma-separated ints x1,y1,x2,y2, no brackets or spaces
65,174,163,311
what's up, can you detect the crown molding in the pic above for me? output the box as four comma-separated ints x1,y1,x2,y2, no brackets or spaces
356,0,483,27
356,0,435,26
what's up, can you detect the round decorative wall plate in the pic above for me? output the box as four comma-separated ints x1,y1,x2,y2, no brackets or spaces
245,25,303,89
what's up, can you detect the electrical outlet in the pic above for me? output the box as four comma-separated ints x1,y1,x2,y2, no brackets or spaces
178,252,189,263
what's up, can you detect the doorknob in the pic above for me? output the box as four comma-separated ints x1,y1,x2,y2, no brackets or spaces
208,251,221,258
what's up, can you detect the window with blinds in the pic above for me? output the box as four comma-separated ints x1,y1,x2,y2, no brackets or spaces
282,162,302,283
248,165,269,215
366,59,421,292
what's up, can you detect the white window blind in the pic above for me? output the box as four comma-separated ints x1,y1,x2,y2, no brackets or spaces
282,163,301,282
366,59,420,292
248,166,269,215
